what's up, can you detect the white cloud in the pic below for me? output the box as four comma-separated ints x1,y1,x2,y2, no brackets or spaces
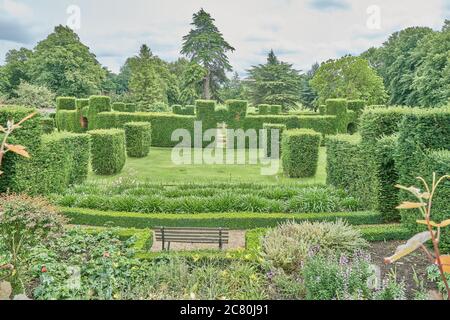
0,0,447,74
1,0,32,19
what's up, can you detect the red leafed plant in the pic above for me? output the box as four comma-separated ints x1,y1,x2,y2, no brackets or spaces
384,173,450,300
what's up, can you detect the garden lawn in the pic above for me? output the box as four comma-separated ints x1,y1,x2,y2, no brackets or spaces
87,147,327,185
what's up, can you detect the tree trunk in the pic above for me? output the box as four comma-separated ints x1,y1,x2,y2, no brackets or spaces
203,70,211,100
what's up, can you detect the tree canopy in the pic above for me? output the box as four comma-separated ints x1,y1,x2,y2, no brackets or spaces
246,50,302,109
310,56,388,105
181,8,235,100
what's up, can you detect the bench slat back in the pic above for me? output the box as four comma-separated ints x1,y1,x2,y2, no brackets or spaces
155,227,229,244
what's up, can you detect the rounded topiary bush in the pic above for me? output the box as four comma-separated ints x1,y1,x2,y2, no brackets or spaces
56,97,76,111
89,129,126,175
282,129,322,178
124,122,152,158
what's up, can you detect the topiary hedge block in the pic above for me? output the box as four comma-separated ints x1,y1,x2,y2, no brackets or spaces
41,117,55,134
270,105,282,115
258,104,270,115
0,106,42,192
76,99,89,111
12,132,90,195
125,103,137,113
227,100,248,128
89,129,126,175
347,100,366,116
172,105,183,115
95,112,196,148
112,102,126,112
88,96,111,130
282,129,322,178
56,97,76,111
124,122,152,158
263,123,286,158
55,110,83,133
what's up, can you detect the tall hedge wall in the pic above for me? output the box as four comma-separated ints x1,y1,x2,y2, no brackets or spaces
282,129,322,178
395,107,450,250
88,96,111,130
95,112,196,148
227,100,248,129
0,106,42,192
56,97,76,111
89,129,126,175
11,132,90,195
124,122,152,158
326,134,379,210
55,110,84,133
263,123,286,158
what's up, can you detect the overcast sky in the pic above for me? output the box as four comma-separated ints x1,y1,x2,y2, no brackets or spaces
0,0,448,75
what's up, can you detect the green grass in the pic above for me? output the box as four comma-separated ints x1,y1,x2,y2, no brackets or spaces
87,147,327,185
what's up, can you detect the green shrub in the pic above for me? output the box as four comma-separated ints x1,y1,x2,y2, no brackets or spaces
88,96,111,130
55,110,83,133
359,107,411,144
41,117,55,134
302,252,372,300
0,106,42,192
263,123,286,158
375,135,400,222
172,104,183,114
259,104,270,115
124,122,152,158
227,100,248,129
89,129,126,175
282,129,322,178
325,99,348,133
270,105,282,115
56,97,76,111
13,132,90,194
112,102,126,112
140,102,170,113
125,103,137,113
195,100,216,128
319,105,326,115
347,100,366,116
262,220,367,273
76,99,89,111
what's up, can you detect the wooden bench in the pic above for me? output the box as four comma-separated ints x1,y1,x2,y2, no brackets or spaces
155,227,229,251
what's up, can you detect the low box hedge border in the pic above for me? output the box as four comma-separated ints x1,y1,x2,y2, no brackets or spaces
60,207,383,230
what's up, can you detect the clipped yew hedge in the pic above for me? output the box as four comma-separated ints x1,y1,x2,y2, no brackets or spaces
124,122,152,158
13,132,90,194
282,129,322,178
88,96,111,130
95,112,196,147
56,97,76,111
89,129,126,175
263,123,286,158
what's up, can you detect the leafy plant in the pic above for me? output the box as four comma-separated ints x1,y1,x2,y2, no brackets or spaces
384,174,450,300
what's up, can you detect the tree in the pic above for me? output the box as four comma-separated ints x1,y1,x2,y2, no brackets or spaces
179,62,207,105
10,81,55,109
299,63,319,110
246,50,302,109
0,48,32,98
411,22,450,106
310,56,388,105
181,9,235,100
128,45,166,108
28,25,106,97
375,27,434,105
218,72,246,102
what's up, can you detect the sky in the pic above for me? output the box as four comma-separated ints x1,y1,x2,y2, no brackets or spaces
0,0,448,76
